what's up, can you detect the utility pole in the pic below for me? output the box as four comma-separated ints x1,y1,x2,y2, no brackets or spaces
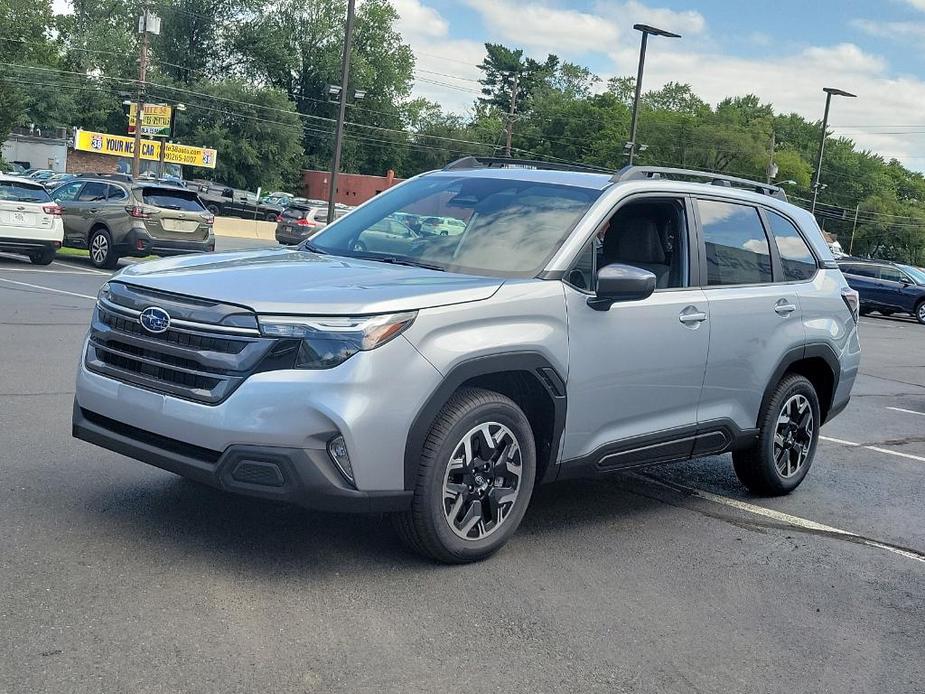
132,7,159,179
766,130,777,184
327,0,356,226
503,72,519,158
849,203,860,255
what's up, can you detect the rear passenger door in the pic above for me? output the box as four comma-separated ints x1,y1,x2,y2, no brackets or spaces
695,198,805,434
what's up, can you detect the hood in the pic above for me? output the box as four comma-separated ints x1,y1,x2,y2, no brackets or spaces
114,247,503,315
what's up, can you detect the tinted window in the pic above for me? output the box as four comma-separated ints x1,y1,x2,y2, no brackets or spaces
898,264,925,285
0,180,51,203
141,189,206,211
699,200,772,286
53,181,83,201
879,267,905,283
767,211,816,281
841,264,878,278
77,182,108,202
107,185,128,201
282,206,308,220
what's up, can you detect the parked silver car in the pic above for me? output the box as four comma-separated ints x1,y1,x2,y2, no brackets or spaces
72,158,860,563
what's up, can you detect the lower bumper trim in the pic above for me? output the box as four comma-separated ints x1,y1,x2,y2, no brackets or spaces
72,402,412,513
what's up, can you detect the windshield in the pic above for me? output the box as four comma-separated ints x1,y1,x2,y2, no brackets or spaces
308,175,601,277
0,180,52,203
898,264,925,284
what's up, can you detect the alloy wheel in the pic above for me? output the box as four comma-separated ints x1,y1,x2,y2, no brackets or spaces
442,422,522,540
90,234,108,265
918,303,925,323
773,394,814,478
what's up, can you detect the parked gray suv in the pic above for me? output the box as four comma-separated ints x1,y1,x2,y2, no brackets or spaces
72,158,861,563
52,178,215,268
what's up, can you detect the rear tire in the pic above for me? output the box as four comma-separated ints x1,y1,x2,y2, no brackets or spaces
732,374,820,496
88,228,119,269
206,204,220,215
915,300,925,325
29,247,56,265
393,387,536,564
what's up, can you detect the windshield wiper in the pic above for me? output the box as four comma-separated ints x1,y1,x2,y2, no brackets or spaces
300,241,328,255
351,252,446,272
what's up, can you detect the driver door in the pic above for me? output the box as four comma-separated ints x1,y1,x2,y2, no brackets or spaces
562,195,710,470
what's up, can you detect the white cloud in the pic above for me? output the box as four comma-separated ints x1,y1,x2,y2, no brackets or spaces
463,0,620,53
899,0,925,11
851,17,925,39
392,0,449,40
597,0,706,36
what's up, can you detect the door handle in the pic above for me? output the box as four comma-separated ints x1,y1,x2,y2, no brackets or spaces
774,300,797,316
679,308,707,324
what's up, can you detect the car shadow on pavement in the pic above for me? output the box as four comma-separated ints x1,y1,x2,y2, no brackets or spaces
80,469,692,572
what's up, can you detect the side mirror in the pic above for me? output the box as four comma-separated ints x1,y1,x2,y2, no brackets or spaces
587,263,656,311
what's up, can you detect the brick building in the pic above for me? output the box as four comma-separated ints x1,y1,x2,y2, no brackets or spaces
301,169,403,205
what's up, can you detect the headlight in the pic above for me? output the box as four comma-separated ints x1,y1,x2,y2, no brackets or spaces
257,311,417,369
97,281,111,302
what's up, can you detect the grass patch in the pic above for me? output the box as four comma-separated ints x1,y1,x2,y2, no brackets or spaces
56,247,158,261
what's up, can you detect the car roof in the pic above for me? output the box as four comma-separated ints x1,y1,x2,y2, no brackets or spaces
0,174,45,185
424,167,615,191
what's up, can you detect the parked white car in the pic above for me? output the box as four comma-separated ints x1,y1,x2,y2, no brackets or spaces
0,174,64,264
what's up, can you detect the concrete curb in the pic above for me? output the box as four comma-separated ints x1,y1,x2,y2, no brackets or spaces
213,217,277,240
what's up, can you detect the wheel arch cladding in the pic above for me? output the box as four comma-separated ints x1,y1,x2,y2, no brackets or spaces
403,352,567,490
762,344,839,425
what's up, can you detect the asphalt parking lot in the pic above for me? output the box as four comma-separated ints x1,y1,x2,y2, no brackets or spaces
1,241,923,694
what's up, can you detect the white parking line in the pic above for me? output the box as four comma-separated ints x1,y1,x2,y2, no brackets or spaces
52,260,109,276
0,268,101,275
821,434,925,463
887,406,925,417
638,475,925,564
820,435,860,446
0,276,96,300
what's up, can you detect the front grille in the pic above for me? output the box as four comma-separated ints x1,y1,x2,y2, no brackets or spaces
87,297,276,405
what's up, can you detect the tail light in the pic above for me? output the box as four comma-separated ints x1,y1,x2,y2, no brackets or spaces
295,217,318,227
841,287,860,323
42,204,62,216
275,214,282,223
125,205,152,219
203,213,214,225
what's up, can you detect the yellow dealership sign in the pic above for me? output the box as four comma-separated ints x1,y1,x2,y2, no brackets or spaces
73,130,217,169
127,103,172,137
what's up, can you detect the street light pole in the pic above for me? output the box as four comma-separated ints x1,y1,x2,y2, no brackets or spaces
627,23,680,166
327,0,356,226
811,87,856,214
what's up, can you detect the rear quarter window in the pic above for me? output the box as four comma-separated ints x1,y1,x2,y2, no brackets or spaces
141,189,206,211
0,180,51,203
766,211,817,281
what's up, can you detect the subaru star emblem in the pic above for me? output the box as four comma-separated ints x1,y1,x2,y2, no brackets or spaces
139,306,170,334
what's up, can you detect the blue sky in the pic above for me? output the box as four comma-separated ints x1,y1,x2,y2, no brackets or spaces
395,0,925,166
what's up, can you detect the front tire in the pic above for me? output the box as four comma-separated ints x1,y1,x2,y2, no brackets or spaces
915,300,925,325
393,387,536,563
89,228,119,269
733,374,820,496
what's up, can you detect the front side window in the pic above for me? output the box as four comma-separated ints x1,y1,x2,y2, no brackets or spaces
879,267,905,283
897,264,925,285
698,199,772,286
309,175,602,277
767,211,817,281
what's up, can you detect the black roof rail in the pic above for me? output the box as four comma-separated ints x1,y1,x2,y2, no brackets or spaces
444,156,613,174
612,166,788,200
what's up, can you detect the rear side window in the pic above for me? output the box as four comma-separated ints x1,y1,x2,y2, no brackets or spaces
282,207,307,220
842,264,877,278
0,180,51,203
766,211,817,281
77,182,107,202
141,189,206,211
698,199,772,286
312,210,330,223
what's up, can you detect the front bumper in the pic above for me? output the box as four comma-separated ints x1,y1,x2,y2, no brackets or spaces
116,227,215,257
72,403,411,512
72,332,444,509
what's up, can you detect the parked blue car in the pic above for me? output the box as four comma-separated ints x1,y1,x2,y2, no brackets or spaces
838,259,925,324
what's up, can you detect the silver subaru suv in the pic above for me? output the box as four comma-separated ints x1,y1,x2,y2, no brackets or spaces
72,158,861,563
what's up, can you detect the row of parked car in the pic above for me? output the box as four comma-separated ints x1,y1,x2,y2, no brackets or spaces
838,258,925,324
